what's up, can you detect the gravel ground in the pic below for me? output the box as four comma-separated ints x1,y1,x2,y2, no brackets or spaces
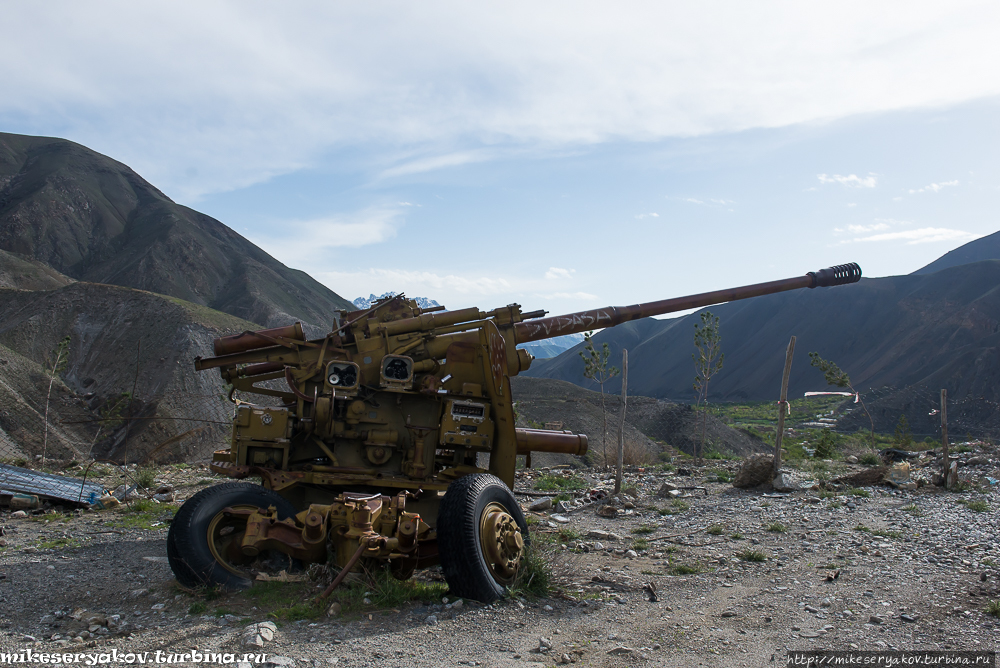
1,454,998,667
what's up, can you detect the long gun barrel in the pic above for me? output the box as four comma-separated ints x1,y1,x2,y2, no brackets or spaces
514,262,861,344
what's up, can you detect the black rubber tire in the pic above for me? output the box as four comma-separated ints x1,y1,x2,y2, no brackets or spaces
437,473,529,603
166,482,299,591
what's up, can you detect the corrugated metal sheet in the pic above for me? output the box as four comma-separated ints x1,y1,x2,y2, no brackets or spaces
0,464,107,505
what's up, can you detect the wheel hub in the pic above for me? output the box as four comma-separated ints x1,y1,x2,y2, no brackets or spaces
480,502,524,581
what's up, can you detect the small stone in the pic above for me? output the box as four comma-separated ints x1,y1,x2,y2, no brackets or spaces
543,605,554,611
529,498,552,511
845,456,858,464
11,510,27,519
452,599,463,609
150,603,165,611
22,635,37,642
596,505,619,518
624,550,637,559
607,647,635,656
622,501,636,509
539,637,553,651
425,615,438,625
362,597,371,605
550,514,571,524
326,602,342,617
804,605,820,614
721,611,737,618
656,483,678,497
799,631,821,638
900,614,919,623
560,654,572,664
869,615,883,625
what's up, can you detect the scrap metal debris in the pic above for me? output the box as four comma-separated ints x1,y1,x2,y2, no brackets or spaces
0,463,106,506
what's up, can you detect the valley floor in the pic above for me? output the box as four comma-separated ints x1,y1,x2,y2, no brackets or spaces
1,461,998,667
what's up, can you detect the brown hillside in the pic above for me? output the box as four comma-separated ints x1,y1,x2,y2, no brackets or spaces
0,132,352,336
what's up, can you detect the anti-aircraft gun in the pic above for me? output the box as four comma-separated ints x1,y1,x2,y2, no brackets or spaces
167,263,861,602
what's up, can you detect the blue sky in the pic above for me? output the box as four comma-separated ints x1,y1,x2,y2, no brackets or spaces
2,2,998,316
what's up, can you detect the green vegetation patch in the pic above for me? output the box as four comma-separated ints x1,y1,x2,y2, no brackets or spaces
534,474,586,492
736,548,767,563
766,522,787,533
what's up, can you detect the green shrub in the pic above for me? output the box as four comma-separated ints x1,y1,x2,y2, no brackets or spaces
767,522,786,533
736,548,767,562
859,452,881,466
706,524,724,536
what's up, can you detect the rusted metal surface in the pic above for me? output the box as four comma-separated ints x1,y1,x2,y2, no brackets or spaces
172,264,862,595
213,323,304,356
514,264,861,343
0,463,107,505
515,428,588,456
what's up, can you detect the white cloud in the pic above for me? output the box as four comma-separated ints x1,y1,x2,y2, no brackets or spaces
834,222,891,234
840,227,982,245
634,212,659,219
817,173,878,188
538,291,600,301
908,179,959,194
251,207,402,265
683,198,705,205
545,267,576,280
4,2,999,199
846,202,857,207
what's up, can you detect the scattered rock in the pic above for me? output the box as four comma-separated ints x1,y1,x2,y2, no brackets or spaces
597,505,619,518
624,550,637,559
900,614,919,623
656,482,678,497
869,615,883,625
607,647,635,656
733,454,773,488
242,621,277,647
529,498,553,511
772,473,801,493
425,615,438,625
11,510,27,519
845,455,859,464
550,514,571,524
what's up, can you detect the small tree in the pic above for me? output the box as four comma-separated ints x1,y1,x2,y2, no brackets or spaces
894,414,912,449
808,352,874,448
579,331,619,468
814,428,836,459
42,336,71,468
692,312,724,464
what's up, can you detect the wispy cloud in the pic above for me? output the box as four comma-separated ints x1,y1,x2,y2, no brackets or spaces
251,206,403,266
908,180,959,194
545,267,575,280
817,173,878,188
4,4,1000,198
834,222,891,234
538,291,599,301
672,197,734,210
840,227,981,245
634,212,659,220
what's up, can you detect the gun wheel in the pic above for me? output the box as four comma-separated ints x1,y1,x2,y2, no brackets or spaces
438,473,529,603
167,482,299,591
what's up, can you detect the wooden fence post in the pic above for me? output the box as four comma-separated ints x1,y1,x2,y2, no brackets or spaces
941,389,949,488
615,349,628,495
774,336,796,475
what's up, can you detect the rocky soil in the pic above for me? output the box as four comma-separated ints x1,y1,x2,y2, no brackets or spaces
1,451,998,667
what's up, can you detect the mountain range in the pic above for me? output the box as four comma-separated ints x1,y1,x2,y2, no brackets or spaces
0,132,353,336
525,233,1000,429
1,130,996,462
